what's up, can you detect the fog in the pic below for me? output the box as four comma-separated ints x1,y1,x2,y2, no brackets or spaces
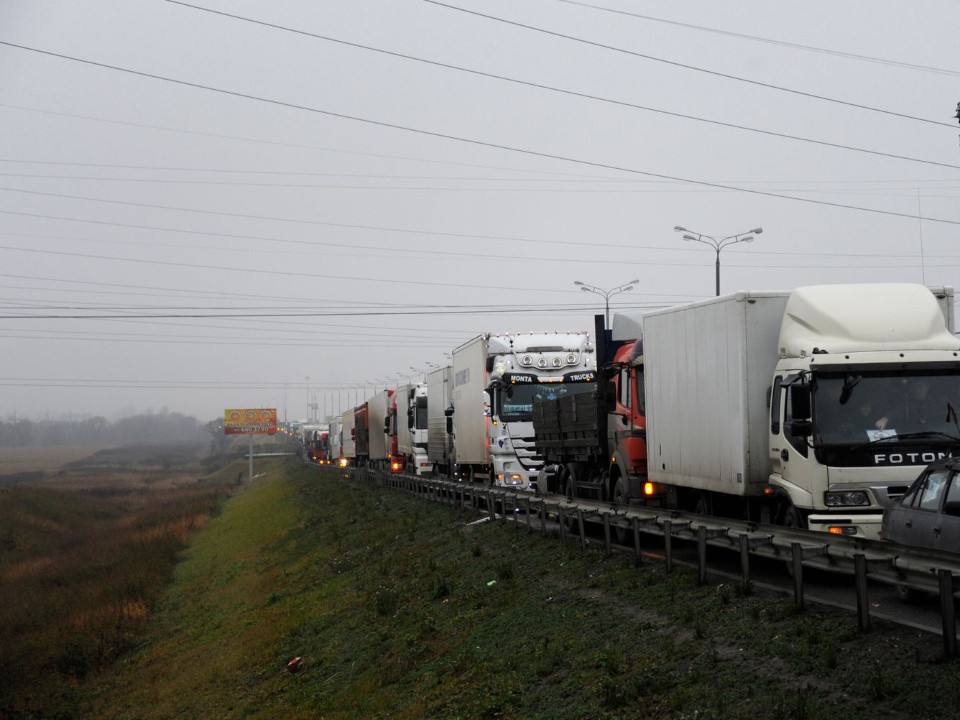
2,0,958,423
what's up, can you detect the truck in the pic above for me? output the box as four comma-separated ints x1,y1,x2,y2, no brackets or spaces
367,390,394,470
640,283,960,539
532,315,646,504
450,332,597,488
354,403,370,467
534,284,960,539
397,382,430,475
340,409,356,468
329,417,343,466
427,366,455,476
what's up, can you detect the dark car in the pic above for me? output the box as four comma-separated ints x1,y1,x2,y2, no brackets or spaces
880,457,960,553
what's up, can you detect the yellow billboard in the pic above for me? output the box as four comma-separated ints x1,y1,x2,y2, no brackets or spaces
224,408,278,435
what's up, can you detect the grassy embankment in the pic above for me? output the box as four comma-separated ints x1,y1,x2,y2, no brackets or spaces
0,447,245,719
84,462,960,720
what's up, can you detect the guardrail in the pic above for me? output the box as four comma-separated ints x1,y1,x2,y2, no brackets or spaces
349,467,960,658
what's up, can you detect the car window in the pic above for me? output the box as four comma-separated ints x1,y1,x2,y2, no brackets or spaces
945,472,960,509
901,476,922,507
919,469,950,511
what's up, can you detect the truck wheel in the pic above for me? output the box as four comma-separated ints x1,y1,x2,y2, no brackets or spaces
782,505,807,529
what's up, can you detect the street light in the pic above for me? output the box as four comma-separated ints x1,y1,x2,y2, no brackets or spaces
674,225,762,296
573,279,640,327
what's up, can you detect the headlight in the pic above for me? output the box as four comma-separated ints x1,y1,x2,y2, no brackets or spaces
824,490,870,507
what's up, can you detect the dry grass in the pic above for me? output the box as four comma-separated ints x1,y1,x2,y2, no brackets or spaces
0,445,111,474
0,444,252,720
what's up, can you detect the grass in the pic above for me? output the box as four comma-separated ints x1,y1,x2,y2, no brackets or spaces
0,449,247,720
80,462,960,720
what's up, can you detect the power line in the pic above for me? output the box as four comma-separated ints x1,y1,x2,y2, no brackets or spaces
0,104,615,181
552,0,960,77
423,1,956,129
160,0,960,171
0,301,675,320
1,41,956,226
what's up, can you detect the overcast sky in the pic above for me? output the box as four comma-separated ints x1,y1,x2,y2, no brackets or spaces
1,0,958,424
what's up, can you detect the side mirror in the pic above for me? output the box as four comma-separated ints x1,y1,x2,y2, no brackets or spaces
482,390,491,417
383,417,390,433
604,381,617,413
790,384,812,420
407,409,414,429
788,420,813,438
446,416,453,435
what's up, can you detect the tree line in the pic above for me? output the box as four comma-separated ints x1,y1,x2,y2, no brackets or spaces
0,410,208,447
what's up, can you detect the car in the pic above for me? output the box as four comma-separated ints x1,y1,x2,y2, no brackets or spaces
880,457,960,553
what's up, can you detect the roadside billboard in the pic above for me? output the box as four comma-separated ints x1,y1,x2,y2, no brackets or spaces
224,408,278,435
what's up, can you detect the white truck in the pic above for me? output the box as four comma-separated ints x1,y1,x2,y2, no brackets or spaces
427,366,454,476
340,409,356,468
641,283,960,539
368,389,393,470
397,382,430,475
451,332,597,488
328,417,343,465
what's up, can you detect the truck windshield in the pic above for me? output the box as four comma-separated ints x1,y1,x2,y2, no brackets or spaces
499,382,596,421
813,370,960,445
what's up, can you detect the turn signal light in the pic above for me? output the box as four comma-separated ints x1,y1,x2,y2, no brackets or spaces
643,482,656,496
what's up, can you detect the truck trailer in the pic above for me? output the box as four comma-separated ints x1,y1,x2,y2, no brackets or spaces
427,366,454,476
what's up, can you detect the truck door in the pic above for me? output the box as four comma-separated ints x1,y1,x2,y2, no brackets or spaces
769,376,784,476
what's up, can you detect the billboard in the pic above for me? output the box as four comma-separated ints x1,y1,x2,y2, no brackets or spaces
224,408,278,435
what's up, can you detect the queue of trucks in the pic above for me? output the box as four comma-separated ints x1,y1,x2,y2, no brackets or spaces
309,283,960,541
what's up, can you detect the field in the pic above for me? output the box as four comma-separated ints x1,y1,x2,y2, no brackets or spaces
0,445,111,477
79,463,960,720
0,442,252,719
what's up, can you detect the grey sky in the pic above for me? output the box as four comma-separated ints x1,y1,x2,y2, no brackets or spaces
1,0,958,423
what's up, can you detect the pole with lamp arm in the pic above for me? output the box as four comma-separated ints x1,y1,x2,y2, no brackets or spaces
674,226,762,296
573,279,640,327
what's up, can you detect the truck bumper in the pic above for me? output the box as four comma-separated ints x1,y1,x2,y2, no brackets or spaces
807,513,883,540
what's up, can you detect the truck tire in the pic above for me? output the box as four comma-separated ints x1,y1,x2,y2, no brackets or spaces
782,505,807,529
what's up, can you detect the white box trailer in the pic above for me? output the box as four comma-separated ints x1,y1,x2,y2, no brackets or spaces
644,292,790,498
329,417,342,463
368,389,391,465
427,366,453,472
340,409,356,463
451,336,489,468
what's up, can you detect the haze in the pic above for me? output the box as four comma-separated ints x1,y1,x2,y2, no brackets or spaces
1,0,958,424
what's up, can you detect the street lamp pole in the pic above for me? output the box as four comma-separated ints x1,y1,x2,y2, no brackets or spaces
674,226,762,296
573,279,640,327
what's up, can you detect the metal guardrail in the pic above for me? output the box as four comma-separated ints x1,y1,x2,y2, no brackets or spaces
348,467,960,658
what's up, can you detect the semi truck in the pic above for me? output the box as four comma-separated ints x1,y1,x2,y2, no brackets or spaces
340,409,356,468
397,382,430,475
329,417,343,466
368,389,394,470
534,284,960,539
532,316,646,504
354,403,370,467
450,332,597,488
427,366,454,476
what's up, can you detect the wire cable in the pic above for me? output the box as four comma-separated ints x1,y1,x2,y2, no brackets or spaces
160,1,960,171
423,1,956,129
0,40,955,226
